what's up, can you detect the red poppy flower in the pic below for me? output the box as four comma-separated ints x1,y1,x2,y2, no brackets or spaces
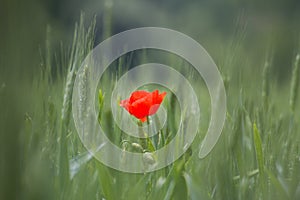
120,90,167,122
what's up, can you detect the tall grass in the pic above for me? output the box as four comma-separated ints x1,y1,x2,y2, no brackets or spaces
18,15,300,200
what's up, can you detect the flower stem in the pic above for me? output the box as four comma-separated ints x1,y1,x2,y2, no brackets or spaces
137,121,147,150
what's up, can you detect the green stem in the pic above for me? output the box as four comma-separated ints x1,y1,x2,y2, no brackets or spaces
137,121,147,150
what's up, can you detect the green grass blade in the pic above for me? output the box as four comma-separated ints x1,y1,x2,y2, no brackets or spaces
253,123,264,177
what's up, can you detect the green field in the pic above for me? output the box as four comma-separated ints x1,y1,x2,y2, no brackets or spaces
1,1,300,200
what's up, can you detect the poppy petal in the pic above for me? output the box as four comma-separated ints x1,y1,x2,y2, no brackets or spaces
120,90,166,122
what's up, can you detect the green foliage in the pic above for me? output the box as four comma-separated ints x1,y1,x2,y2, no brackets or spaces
8,14,300,200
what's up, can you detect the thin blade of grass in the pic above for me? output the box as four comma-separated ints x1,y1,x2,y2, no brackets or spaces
253,123,264,177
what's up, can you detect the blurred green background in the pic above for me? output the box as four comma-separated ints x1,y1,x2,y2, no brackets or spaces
1,0,300,199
